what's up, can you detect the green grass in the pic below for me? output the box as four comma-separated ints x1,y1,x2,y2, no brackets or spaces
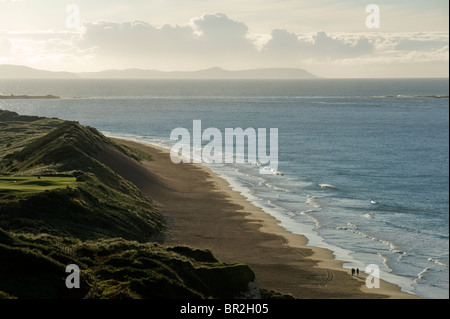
0,110,63,160
0,229,258,299
0,176,77,196
0,111,287,299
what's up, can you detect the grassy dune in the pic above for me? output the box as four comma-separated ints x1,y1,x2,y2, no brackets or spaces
0,110,264,299
0,229,256,299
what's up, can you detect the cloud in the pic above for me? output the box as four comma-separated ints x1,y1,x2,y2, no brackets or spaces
311,31,374,57
79,20,195,54
0,12,447,77
0,31,95,70
191,13,248,40
395,39,448,51
75,13,259,70
262,30,374,59
0,37,12,57
263,29,302,53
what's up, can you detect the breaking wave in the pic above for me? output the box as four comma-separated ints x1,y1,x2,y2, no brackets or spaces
428,258,449,268
414,268,430,284
319,183,337,189
305,195,323,208
265,183,294,193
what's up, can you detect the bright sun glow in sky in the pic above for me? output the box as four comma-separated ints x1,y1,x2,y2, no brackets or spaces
0,0,448,77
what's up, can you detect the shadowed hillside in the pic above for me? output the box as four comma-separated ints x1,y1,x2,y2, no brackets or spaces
0,110,265,299
0,116,164,241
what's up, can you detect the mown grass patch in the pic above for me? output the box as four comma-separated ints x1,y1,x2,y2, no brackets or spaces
0,176,77,196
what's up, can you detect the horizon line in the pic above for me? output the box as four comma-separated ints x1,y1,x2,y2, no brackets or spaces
0,64,448,80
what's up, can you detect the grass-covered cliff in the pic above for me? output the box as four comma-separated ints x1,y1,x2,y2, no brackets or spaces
0,112,163,241
0,110,260,299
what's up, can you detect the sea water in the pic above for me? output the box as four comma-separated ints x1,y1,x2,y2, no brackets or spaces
1,79,448,298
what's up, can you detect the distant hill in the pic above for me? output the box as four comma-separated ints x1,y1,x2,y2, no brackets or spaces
0,65,77,79
0,64,317,79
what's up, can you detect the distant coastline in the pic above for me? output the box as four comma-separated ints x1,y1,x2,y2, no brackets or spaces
0,64,317,80
0,94,60,100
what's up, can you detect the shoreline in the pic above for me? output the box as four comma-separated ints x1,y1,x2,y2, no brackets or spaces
111,137,421,299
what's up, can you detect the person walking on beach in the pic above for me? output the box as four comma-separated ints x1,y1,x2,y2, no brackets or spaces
351,268,355,276
356,268,359,276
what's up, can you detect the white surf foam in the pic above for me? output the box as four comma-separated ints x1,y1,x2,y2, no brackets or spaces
319,183,337,189
428,257,449,268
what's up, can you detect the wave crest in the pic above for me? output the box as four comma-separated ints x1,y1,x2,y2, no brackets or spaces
319,183,337,189
428,258,449,268
306,195,322,208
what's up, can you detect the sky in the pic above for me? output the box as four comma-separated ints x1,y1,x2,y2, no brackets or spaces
0,0,448,78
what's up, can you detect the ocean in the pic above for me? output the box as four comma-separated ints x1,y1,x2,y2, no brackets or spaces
0,78,448,299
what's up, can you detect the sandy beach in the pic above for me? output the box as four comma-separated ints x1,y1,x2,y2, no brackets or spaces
110,137,420,299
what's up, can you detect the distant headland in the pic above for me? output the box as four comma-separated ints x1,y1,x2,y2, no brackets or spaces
0,64,317,80
0,94,60,99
